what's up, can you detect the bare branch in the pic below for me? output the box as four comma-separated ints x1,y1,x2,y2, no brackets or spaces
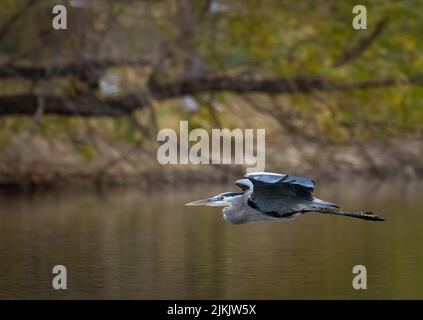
333,17,389,68
0,0,40,43
149,75,423,98
0,59,151,80
0,94,143,117
0,75,422,117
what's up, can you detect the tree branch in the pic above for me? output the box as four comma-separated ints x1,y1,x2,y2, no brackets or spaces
148,75,423,98
0,94,144,116
0,59,151,80
0,0,39,43
0,75,422,117
333,17,388,68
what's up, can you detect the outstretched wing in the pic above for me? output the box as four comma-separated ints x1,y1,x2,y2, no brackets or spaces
245,172,315,213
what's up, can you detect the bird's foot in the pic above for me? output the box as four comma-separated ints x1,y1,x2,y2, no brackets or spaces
361,211,385,221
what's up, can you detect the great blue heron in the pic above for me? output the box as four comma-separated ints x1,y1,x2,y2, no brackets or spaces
186,172,384,224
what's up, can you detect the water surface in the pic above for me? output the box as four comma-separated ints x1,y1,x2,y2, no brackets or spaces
0,180,422,299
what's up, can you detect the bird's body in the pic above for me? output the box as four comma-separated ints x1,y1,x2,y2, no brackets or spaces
186,172,384,224
222,193,301,224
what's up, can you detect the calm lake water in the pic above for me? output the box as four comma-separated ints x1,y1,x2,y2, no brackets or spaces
0,180,422,299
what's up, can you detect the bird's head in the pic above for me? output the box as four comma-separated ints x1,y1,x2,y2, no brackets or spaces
185,192,241,207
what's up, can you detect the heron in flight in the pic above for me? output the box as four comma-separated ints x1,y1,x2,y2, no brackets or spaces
186,172,384,224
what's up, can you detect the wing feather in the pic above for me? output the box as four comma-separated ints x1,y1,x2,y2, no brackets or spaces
245,172,315,213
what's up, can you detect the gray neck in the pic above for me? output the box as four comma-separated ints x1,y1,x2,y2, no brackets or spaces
222,194,247,224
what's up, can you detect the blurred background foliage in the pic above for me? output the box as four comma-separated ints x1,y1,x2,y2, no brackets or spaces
0,0,422,185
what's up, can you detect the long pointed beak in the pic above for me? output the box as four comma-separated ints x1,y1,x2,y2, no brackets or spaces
185,198,212,206
186,196,228,207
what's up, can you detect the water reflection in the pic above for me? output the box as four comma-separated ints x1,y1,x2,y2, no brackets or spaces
0,180,422,299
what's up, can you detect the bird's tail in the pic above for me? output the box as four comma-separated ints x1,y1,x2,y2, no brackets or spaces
309,198,384,221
